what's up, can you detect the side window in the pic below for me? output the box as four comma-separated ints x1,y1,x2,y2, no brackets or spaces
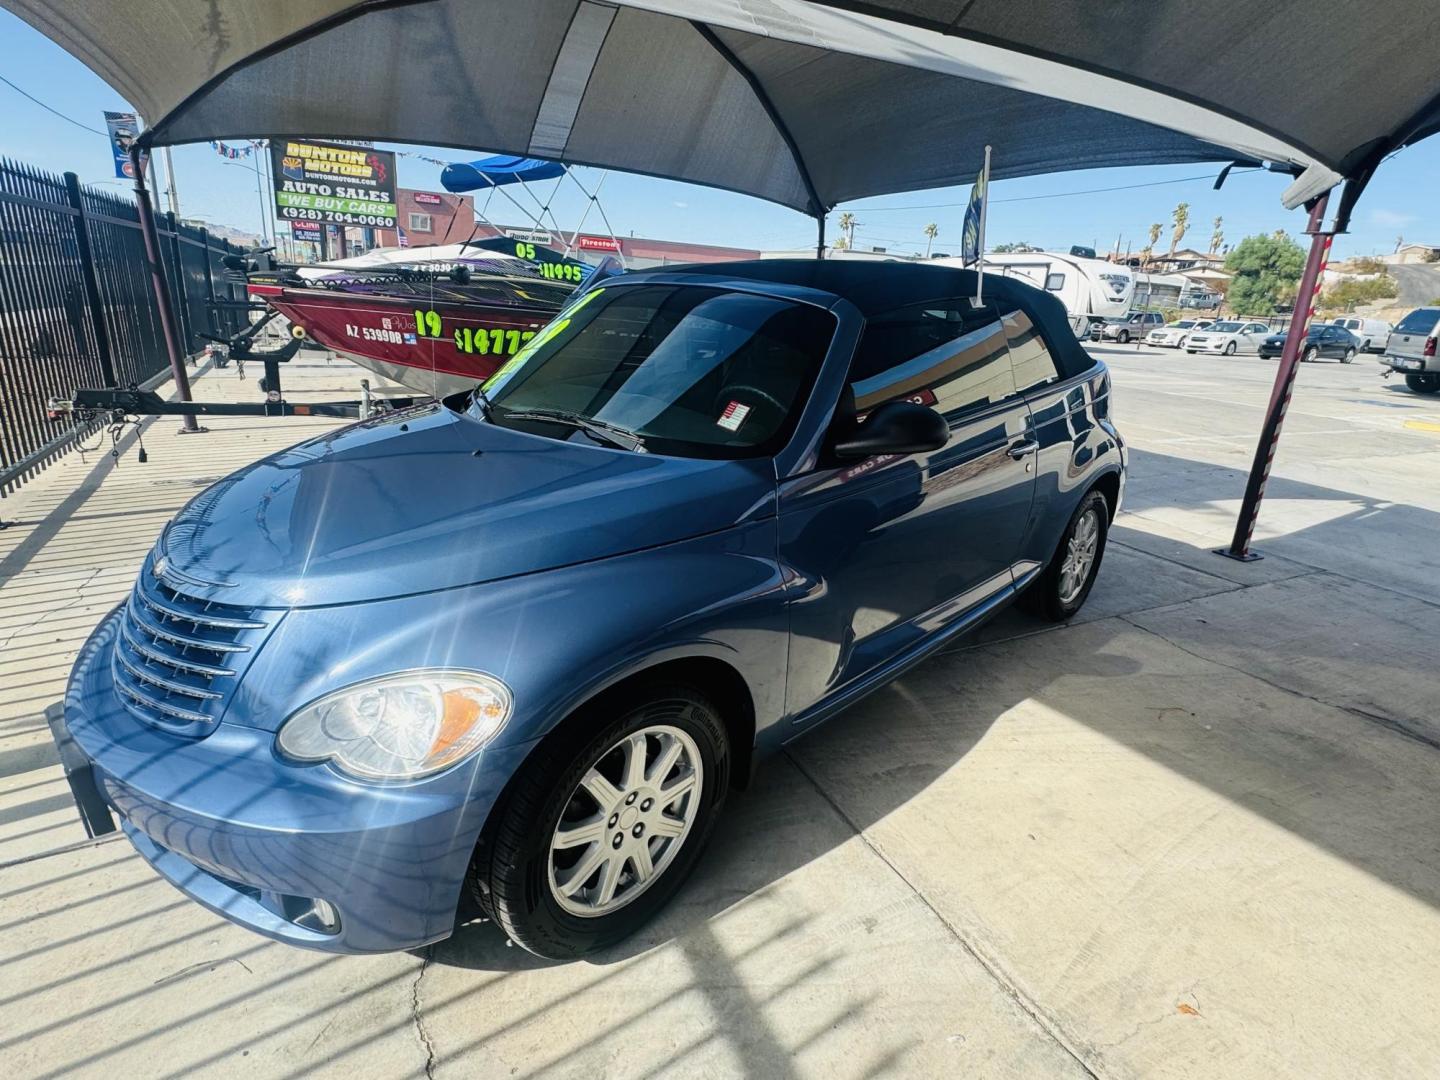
1001,308,1063,394
849,302,1017,419
1045,273,1065,291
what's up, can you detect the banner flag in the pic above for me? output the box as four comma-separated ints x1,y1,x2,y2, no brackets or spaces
104,111,142,179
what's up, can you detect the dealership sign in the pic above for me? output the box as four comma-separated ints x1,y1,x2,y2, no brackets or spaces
577,235,622,252
291,220,322,239
413,191,443,205
505,227,552,245
270,139,398,227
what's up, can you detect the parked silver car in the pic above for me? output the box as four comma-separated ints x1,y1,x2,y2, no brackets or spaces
1094,310,1163,343
1184,320,1272,356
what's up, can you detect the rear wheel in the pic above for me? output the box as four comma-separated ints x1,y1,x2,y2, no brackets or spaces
1342,348,1356,364
474,686,730,959
1406,373,1440,394
1023,489,1110,622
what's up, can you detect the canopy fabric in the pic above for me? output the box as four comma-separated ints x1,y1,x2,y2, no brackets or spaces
441,155,568,193
3,0,1435,215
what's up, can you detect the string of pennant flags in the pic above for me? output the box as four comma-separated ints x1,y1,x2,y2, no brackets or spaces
208,138,452,168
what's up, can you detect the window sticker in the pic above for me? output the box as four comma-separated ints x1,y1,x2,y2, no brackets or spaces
717,400,751,432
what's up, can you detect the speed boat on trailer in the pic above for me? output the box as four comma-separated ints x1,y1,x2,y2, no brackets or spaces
247,238,609,399
245,153,623,399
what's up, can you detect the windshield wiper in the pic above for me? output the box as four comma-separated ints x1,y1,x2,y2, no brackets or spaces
497,408,648,452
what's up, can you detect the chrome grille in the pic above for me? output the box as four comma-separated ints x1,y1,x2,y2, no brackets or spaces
113,569,269,734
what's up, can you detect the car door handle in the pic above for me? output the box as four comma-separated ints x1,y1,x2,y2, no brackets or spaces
1007,439,1039,459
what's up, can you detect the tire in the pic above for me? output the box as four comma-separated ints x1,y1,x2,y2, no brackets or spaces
1406,373,1440,394
1302,346,1319,363
473,685,730,960
1342,348,1356,364
1223,341,1237,356
1022,489,1110,622
1117,330,1130,344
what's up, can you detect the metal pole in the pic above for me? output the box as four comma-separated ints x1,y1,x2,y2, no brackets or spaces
63,172,118,387
130,145,200,433
816,214,826,259
165,210,195,358
974,144,991,305
1218,192,1332,561
161,146,181,217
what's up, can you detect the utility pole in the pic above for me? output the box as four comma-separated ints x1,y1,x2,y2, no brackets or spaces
161,146,181,216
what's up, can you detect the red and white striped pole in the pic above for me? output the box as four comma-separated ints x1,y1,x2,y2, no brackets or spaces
1220,192,1332,561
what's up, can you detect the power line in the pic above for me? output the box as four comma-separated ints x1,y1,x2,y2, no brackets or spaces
0,72,109,136
847,169,1262,213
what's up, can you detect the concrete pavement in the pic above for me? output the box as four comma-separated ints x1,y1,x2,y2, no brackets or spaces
4,344,1440,1078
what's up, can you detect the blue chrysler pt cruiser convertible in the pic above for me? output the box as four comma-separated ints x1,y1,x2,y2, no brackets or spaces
59,261,1124,959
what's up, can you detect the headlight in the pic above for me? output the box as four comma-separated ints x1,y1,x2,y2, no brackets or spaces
276,670,512,780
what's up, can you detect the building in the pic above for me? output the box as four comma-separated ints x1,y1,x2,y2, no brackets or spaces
371,188,478,247
1387,242,1440,264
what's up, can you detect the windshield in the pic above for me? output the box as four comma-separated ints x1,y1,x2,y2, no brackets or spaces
1212,321,1243,332
1172,321,1196,329
480,284,835,458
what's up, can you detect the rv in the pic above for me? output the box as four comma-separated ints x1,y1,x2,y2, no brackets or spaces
934,251,1134,336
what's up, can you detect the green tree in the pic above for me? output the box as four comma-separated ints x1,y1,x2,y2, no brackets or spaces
923,222,938,258
1224,230,1307,315
993,241,1033,253
1169,202,1190,257
1143,222,1162,264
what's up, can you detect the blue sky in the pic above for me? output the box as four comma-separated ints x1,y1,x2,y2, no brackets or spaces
3,6,1435,260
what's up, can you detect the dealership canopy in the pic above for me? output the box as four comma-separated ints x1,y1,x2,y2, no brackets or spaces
5,0,1437,218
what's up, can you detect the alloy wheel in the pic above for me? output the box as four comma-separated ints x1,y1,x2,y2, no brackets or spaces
547,725,703,917
1058,507,1100,605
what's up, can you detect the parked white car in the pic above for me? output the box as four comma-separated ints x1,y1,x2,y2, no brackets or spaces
1146,318,1216,348
1184,320,1272,355
1330,316,1392,353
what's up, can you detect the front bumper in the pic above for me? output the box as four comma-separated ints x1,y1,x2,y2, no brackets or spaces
60,608,534,953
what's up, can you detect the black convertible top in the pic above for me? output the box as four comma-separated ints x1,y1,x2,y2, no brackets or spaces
639,258,1098,380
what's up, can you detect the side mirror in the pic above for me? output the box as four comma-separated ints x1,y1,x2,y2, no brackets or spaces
832,400,949,460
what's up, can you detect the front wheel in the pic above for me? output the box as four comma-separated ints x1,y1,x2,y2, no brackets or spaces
1223,341,1237,356
1022,489,1110,621
1406,373,1440,394
474,686,730,959
1117,330,1130,344
1302,345,1319,363
1342,348,1356,364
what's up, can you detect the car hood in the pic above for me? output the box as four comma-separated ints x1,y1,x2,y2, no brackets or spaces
153,405,776,607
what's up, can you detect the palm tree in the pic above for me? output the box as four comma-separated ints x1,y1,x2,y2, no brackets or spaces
1144,222,1162,265
837,211,857,249
923,222,938,258
1209,216,1224,256
1168,202,1190,258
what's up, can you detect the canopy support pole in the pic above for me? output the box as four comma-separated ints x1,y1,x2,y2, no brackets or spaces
1217,191,1332,561
816,214,826,259
131,145,201,433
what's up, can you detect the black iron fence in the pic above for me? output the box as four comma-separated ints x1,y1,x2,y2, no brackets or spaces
0,157,250,495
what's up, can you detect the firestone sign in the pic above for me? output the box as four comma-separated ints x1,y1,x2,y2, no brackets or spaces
270,139,398,227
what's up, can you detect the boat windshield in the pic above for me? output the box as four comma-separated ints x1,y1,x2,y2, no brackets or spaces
479,284,836,459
